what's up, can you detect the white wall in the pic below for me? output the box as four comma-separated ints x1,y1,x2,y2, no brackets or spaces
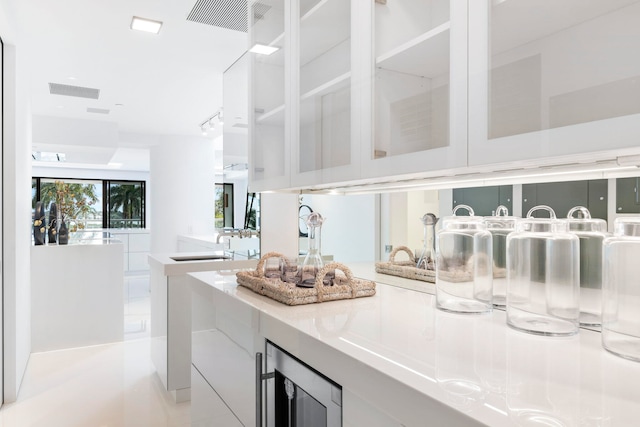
150,136,215,254
381,191,441,260
2,42,33,403
302,194,378,263
406,191,440,253
384,192,408,256
260,193,299,258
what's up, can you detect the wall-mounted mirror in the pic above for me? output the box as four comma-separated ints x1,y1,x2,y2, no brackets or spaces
222,52,260,258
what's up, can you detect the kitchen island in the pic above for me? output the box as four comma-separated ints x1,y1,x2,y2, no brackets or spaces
148,251,258,402
188,270,640,426
31,237,124,352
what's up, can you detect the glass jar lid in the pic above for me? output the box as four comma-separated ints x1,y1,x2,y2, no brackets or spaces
484,205,518,230
565,206,607,233
442,204,487,230
614,217,640,237
516,205,568,233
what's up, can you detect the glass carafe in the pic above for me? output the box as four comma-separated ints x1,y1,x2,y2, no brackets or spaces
301,212,327,287
602,218,640,362
566,206,608,327
484,205,518,308
436,205,493,314
417,213,438,270
506,205,580,336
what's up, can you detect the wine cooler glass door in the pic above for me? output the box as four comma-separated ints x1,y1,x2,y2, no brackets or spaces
265,341,342,427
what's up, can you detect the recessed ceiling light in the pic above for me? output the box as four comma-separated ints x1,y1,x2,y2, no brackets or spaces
68,76,77,80
131,16,163,34
249,43,279,55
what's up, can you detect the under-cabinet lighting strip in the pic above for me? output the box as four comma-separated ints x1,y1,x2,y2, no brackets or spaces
305,164,640,195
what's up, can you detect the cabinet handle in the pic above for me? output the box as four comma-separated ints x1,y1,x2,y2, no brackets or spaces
256,352,263,427
256,352,275,427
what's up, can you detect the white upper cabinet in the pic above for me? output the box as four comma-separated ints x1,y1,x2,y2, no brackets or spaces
360,0,468,180
249,0,640,192
468,0,640,168
249,0,290,192
291,0,360,187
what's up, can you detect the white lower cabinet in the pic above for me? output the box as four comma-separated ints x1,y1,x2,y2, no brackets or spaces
189,273,475,426
110,230,150,273
191,278,259,426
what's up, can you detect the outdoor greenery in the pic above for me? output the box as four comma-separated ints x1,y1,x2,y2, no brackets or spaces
109,183,143,228
215,185,225,228
33,178,146,230
39,180,100,230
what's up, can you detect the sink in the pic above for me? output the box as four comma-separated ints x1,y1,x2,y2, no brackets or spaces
170,254,231,262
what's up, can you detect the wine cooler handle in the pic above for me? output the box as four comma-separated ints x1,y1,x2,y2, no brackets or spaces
256,352,263,427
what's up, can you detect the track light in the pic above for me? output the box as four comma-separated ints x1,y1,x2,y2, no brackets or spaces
198,109,224,135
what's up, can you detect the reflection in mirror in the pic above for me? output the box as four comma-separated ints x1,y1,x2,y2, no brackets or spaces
222,52,260,258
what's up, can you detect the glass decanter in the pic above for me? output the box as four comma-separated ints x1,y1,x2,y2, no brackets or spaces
301,212,327,286
416,213,438,270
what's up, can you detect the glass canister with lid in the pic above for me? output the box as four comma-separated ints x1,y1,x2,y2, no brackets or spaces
565,206,608,327
436,205,493,314
602,217,640,362
506,205,580,336
484,205,518,308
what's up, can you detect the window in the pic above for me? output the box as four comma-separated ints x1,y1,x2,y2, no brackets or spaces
106,181,145,228
215,183,234,229
245,192,260,230
32,177,146,229
39,178,102,230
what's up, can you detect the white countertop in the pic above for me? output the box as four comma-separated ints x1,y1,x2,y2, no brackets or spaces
177,234,222,245
148,251,258,276
188,270,640,427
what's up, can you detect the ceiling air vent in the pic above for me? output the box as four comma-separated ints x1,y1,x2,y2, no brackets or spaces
87,107,110,115
186,0,270,33
49,83,100,99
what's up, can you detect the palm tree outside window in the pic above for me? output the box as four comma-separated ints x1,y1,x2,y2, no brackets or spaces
106,181,145,228
32,177,146,229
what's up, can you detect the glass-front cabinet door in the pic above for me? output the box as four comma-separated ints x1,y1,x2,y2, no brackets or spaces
249,0,290,192
360,0,468,180
291,0,359,187
468,0,640,168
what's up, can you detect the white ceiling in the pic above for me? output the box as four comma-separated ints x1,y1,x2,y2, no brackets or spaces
10,0,248,170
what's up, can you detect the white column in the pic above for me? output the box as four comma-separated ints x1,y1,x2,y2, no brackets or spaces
150,136,216,254
3,43,33,403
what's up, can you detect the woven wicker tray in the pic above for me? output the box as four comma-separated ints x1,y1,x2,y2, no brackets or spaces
375,246,436,283
237,252,376,306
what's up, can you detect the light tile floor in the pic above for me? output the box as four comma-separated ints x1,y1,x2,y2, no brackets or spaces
124,274,151,341
0,274,242,426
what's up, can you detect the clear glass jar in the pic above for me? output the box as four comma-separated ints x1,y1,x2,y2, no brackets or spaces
436,205,493,314
484,205,518,308
506,205,580,336
565,206,608,327
602,218,640,362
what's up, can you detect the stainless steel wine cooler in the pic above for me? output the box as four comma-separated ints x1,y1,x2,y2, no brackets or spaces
256,341,342,427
